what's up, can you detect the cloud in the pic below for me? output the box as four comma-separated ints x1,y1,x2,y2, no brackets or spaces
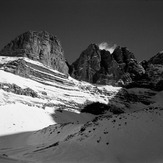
98,42,117,54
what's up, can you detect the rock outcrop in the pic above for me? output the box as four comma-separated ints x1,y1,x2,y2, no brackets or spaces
148,51,163,65
140,51,163,91
69,44,101,83
0,31,69,75
0,83,38,97
70,44,145,86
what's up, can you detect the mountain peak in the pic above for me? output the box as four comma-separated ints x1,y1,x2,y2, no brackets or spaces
86,43,99,52
0,30,69,74
148,50,163,64
70,43,143,86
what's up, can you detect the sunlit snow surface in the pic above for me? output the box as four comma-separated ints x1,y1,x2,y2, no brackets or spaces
1,57,163,163
0,57,121,135
0,103,55,136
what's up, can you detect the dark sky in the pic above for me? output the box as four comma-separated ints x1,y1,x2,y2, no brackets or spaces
0,0,163,63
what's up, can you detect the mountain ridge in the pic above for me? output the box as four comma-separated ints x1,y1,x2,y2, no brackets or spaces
0,30,163,91
0,30,163,163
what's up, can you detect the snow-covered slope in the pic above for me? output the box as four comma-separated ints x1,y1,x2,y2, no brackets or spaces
0,56,163,163
0,56,121,135
0,94,163,163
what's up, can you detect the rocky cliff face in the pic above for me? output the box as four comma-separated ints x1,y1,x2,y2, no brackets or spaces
70,44,145,86
69,43,163,91
1,31,163,91
0,31,69,75
148,51,163,64
69,44,101,83
139,51,163,91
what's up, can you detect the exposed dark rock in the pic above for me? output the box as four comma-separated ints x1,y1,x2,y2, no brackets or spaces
34,142,59,152
112,46,135,64
70,44,145,86
70,43,163,91
138,51,163,91
0,58,73,87
148,51,163,64
70,44,101,83
81,102,110,115
0,31,69,75
144,64,163,91
140,60,149,70
155,80,163,91
115,89,154,105
81,102,124,115
0,83,38,97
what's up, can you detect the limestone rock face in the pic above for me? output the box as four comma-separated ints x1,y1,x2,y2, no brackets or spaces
140,52,163,91
148,51,163,65
0,31,69,75
70,44,145,86
70,44,101,83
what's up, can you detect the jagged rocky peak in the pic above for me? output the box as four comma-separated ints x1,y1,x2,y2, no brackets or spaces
70,43,145,86
112,46,136,63
148,51,163,65
0,30,69,74
69,43,101,83
139,50,163,91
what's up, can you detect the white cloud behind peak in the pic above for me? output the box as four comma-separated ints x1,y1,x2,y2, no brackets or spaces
98,42,117,54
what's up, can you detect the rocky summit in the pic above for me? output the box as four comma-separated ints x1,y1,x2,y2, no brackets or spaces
140,51,163,91
70,44,145,86
69,43,163,91
0,31,69,75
